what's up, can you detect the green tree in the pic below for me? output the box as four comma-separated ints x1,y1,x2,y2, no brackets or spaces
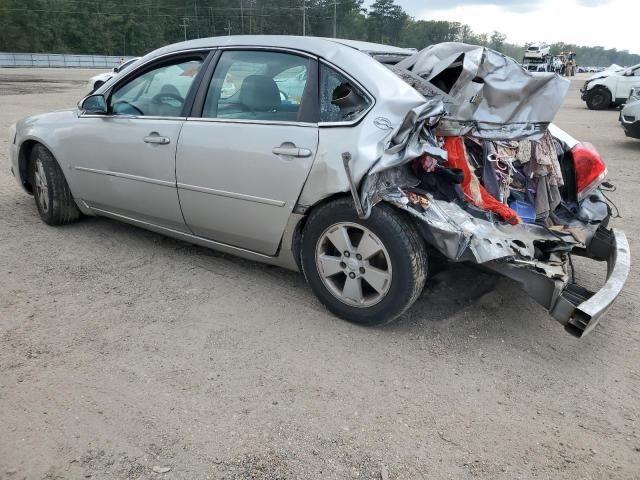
0,0,637,67
489,31,506,51
367,0,407,44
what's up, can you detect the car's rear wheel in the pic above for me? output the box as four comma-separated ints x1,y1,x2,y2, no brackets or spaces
30,144,80,226
301,197,428,326
586,87,612,110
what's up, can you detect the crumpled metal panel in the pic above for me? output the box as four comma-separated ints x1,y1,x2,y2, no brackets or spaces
394,42,570,140
368,99,447,175
380,188,579,264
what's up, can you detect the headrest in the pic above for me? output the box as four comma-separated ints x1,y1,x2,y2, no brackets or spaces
239,75,281,112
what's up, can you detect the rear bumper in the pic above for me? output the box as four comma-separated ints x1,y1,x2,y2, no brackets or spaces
553,229,629,337
489,228,630,338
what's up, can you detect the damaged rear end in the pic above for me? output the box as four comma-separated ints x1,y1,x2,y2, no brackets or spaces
347,43,630,337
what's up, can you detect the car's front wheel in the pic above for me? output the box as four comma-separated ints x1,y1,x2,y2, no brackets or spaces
586,87,612,110
301,197,428,326
30,144,80,225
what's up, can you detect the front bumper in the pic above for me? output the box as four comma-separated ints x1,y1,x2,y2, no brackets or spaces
619,112,640,139
489,227,630,338
621,121,640,139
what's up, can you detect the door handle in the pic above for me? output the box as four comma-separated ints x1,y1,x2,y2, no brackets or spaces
144,132,171,145
272,144,312,158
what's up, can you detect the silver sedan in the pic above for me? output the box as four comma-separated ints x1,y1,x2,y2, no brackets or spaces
8,36,628,337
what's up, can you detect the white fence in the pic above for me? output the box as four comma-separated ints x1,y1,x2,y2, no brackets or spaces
0,52,134,68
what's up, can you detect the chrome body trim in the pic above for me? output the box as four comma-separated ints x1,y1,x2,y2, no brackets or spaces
73,166,175,188
78,113,187,121
176,182,286,207
185,117,316,128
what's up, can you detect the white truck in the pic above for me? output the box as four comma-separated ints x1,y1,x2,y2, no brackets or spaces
581,63,640,110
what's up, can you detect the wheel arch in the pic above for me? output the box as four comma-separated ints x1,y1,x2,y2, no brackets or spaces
290,192,432,270
18,139,72,196
17,139,41,193
289,193,352,270
589,85,613,103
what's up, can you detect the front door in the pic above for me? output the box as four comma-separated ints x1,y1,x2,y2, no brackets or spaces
176,49,319,255
617,66,640,101
70,56,205,230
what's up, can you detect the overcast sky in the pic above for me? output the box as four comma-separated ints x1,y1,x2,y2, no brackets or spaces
391,0,637,54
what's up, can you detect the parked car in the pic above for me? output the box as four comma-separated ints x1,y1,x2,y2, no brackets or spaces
8,36,628,338
581,63,640,110
620,98,640,139
88,57,140,92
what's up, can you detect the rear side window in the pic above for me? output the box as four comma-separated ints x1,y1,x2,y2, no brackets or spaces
319,64,371,123
203,50,312,122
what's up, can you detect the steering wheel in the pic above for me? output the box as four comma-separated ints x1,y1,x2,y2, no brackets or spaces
112,100,143,116
151,92,184,108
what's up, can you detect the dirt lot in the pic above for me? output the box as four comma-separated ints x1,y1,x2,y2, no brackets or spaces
0,68,639,480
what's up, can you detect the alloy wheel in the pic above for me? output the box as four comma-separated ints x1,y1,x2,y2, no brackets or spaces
315,222,392,307
34,158,49,213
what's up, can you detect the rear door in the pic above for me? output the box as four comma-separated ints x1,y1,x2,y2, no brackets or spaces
176,49,319,255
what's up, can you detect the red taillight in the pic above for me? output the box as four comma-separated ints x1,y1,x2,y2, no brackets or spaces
571,142,607,200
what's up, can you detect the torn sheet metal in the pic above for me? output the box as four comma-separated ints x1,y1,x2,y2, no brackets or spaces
380,187,579,264
368,98,447,175
393,42,570,140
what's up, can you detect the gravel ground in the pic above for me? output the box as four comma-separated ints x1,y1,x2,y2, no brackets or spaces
0,68,639,480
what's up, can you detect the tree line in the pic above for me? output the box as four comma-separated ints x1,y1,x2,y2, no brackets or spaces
1,0,638,67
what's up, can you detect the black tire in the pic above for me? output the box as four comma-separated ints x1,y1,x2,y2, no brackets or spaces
301,197,428,326
586,87,612,110
30,144,80,226
93,80,104,92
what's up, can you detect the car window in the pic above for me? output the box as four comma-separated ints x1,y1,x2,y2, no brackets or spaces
110,59,203,117
319,64,371,123
203,50,311,122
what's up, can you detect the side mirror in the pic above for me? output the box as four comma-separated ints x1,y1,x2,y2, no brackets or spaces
112,66,119,73
80,94,107,114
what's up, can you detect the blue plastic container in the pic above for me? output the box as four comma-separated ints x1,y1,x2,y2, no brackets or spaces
509,200,536,224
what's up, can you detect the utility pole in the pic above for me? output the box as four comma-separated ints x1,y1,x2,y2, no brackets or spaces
226,20,232,36
210,7,216,36
240,0,244,34
302,0,306,36
180,17,188,41
333,0,337,38
194,0,200,37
